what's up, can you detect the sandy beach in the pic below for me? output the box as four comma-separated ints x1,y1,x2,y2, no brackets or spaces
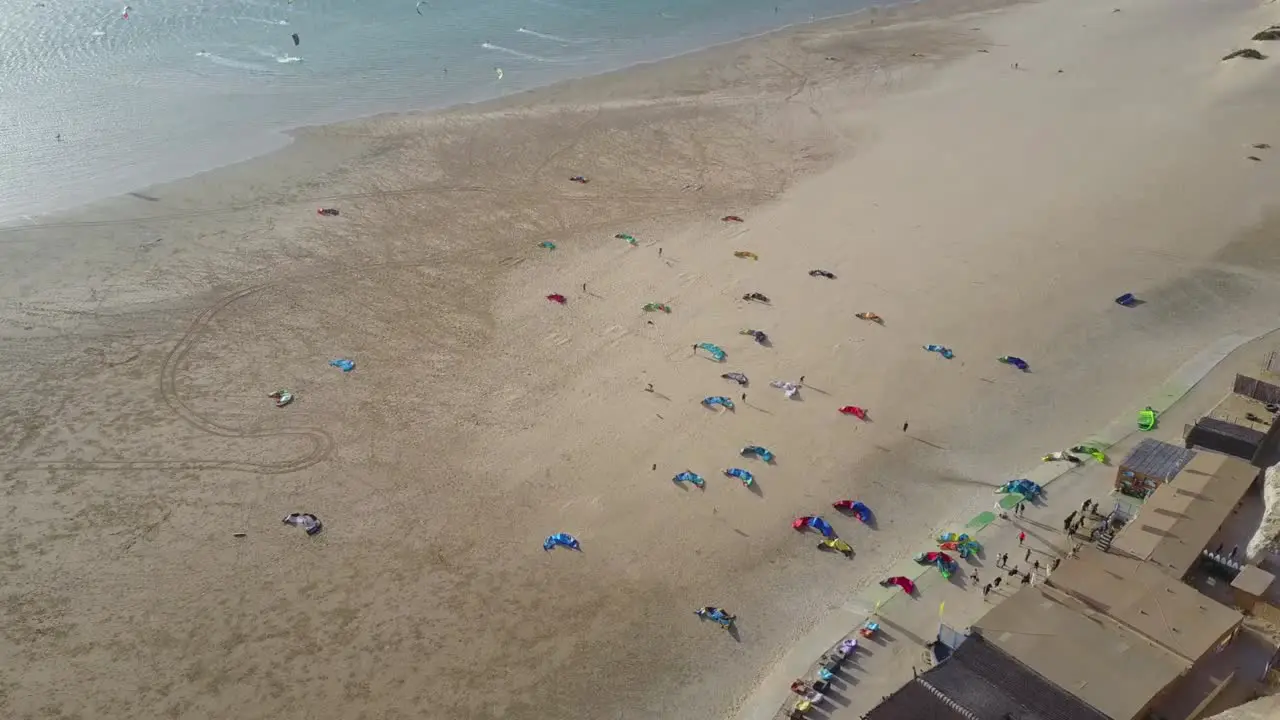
6,0,1280,717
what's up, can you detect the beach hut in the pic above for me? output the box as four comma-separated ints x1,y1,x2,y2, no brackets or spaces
1116,439,1196,499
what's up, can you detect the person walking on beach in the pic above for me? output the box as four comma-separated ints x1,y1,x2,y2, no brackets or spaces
993,576,1002,589
1081,499,1091,513
1025,548,1031,562
582,282,587,293
1007,565,1019,577
982,584,991,601
996,553,1004,569
658,247,663,257
1020,572,1031,586
902,422,909,432
799,375,806,385
970,569,980,585
1018,531,1026,546
1051,557,1060,572
1001,552,1009,568
1033,560,1041,574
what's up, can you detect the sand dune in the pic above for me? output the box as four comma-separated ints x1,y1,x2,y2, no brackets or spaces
5,0,1280,718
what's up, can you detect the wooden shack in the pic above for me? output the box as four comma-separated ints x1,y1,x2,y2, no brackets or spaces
1116,438,1196,499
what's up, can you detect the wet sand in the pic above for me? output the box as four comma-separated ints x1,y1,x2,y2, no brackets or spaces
6,0,1280,718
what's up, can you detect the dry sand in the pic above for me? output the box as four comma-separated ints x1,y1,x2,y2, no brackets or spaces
6,0,1280,718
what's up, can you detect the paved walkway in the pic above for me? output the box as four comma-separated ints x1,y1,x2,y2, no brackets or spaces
734,334,1264,720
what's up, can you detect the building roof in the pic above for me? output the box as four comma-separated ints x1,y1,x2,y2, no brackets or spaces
973,584,1190,720
1109,453,1258,577
1206,393,1275,435
1204,694,1280,720
1119,438,1196,481
864,634,1109,720
1047,545,1242,662
1231,565,1276,596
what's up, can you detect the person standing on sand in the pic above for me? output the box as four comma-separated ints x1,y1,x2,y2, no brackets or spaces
1025,548,1031,562
903,422,909,432
1018,531,1026,546
982,584,991,601
658,247,663,257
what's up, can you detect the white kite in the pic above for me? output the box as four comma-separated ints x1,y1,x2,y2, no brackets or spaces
495,67,504,80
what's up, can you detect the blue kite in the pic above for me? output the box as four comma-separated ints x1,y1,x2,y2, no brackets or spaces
695,342,727,362
673,471,706,488
996,479,1042,499
740,445,775,462
703,396,735,411
923,344,954,359
723,467,754,486
329,358,356,372
543,533,581,551
998,355,1029,371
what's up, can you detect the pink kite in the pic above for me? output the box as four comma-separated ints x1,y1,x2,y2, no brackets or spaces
880,576,916,594
721,215,744,223
546,294,567,304
838,405,868,420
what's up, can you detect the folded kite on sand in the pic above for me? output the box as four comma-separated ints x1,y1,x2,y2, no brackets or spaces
721,372,749,386
740,329,768,345
819,537,853,556
881,576,915,594
923,344,954,359
614,233,638,245
268,389,294,407
703,396,736,411
673,471,706,488
721,215,744,222
855,312,883,324
998,355,1029,371
695,342,727,361
808,269,836,279
543,533,581,551
740,445,775,462
329,359,355,372
723,467,754,486
283,513,323,535
833,500,871,523
792,515,835,537
1070,445,1108,463
642,302,672,313
997,479,1042,498
734,251,759,260
538,241,556,250
546,293,567,304
838,405,868,420
742,292,769,303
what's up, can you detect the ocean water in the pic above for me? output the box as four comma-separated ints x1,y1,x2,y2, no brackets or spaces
0,0,874,221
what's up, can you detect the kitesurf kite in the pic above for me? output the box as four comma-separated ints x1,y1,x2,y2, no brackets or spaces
702,396,735,411
742,292,769,303
720,372,749,386
770,380,800,398
740,329,768,345
283,513,322,535
614,233,638,245
695,607,736,629
546,293,567,304
855,312,883,324
317,208,340,216
741,445,774,463
1070,445,1108,463
998,355,1029,371
416,1,425,15
996,478,1042,498
733,251,758,260
938,532,982,558
833,500,871,523
1042,450,1082,464
642,302,671,313
1138,406,1157,431
694,342,726,361
1115,292,1138,307
538,241,556,250
808,269,836,279
880,576,915,594
292,33,300,46
672,471,706,489
723,467,754,486
329,358,355,372
838,405,868,420
792,515,835,537
569,175,588,183
721,215,744,222
543,533,580,551
818,537,853,556
923,344,955,359
268,389,294,408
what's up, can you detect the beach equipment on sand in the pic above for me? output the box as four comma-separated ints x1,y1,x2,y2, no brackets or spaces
833,500,871,523
771,380,800,398
543,533,580,551
702,396,735,411
721,372,749,386
538,241,556,250
695,607,736,629
1042,450,1082,464
855,311,883,324
329,358,355,372
860,620,880,639
742,292,770,303
741,445,775,462
723,467,754,486
614,233,637,245
317,207,339,216
1071,445,1108,463
1138,406,1157,431
998,355,1029,371
673,471,706,489
996,478,1043,498
695,342,726,361
642,302,671,313
569,175,588,184
721,215,744,222
740,328,769,345
283,513,322,535
1115,292,1138,307
793,515,835,537
838,405,868,420
923,344,954,359
733,250,758,260
818,537,853,556
881,576,916,594
546,293,567,304
268,389,294,407
809,269,836,279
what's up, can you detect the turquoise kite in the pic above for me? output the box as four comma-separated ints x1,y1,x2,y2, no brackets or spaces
673,471,706,488
702,396,735,411
723,467,754,487
695,342,726,361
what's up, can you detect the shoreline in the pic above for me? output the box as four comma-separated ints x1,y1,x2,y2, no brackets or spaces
6,0,1280,718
